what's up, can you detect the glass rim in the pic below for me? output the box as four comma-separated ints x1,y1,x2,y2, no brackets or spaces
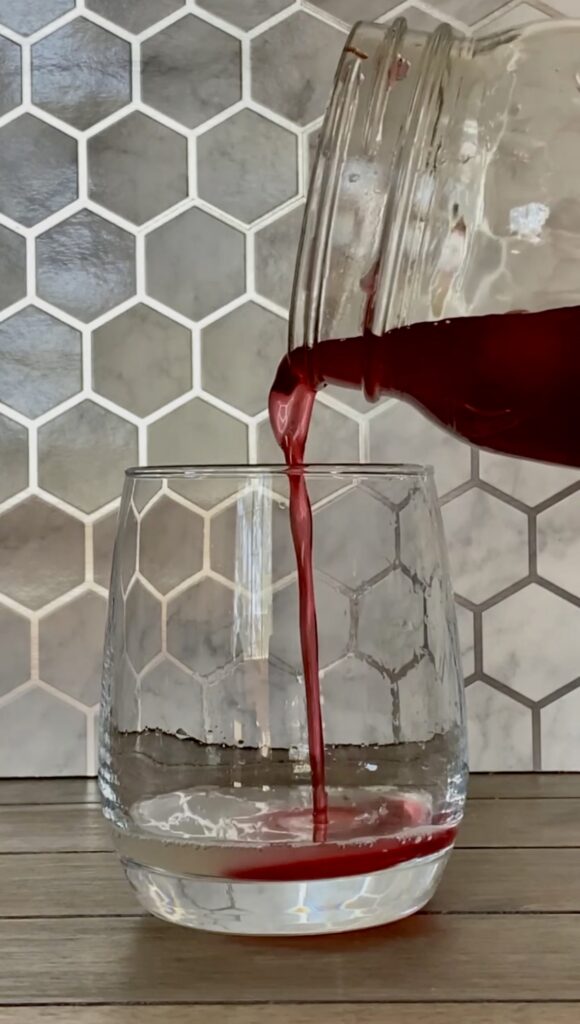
125,463,434,480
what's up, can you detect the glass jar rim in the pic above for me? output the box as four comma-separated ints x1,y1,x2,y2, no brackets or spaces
125,463,434,480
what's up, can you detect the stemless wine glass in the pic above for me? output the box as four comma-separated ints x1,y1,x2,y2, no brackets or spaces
99,465,467,935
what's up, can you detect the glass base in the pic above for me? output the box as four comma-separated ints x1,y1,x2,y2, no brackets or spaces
122,846,451,935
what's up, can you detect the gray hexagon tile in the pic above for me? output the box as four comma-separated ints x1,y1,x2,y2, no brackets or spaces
38,400,137,513
211,491,295,584
0,225,26,311
0,688,86,776
0,414,28,502
251,11,345,126
0,307,81,418
313,489,396,589
141,15,241,130
0,1,75,35
167,577,235,676
442,490,528,604
140,495,203,594
456,602,474,677
146,208,245,321
483,584,580,702
542,688,580,771
255,205,304,311
321,656,394,746
92,305,191,417
0,115,77,228
203,662,270,748
148,399,247,508
37,210,136,322
202,302,286,415
538,492,580,597
0,605,30,698
140,659,204,739
434,0,509,24
39,592,107,706
92,510,117,588
32,19,131,130
359,570,424,674
125,580,162,673
370,402,472,497
271,576,349,672
0,36,21,116
86,0,186,33
197,110,298,224
197,0,293,29
466,681,532,771
480,451,579,506
0,497,84,609
308,0,403,21
89,112,187,226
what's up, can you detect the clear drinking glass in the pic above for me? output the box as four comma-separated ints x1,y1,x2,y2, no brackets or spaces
99,465,467,935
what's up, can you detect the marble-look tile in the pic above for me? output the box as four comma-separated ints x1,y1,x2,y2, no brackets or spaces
92,510,117,590
547,0,580,14
32,19,131,130
141,15,241,130
541,688,580,771
322,655,394,746
167,577,235,677
204,661,298,749
479,451,578,507
0,115,77,227
455,602,475,677
466,681,533,771
146,208,245,321
38,400,137,514
86,0,185,33
370,402,472,498
210,493,295,584
0,497,85,610
125,580,162,674
198,110,298,224
251,11,346,126
433,0,508,26
0,0,74,34
476,3,551,32
140,659,204,739
89,112,187,226
202,301,286,416
92,304,192,417
313,488,396,589
308,0,402,22
197,0,293,30
0,36,21,116
0,225,26,311
148,399,247,509
255,205,304,311
0,414,28,503
537,492,580,597
0,307,81,419
0,605,30,698
0,688,86,777
139,495,203,595
358,570,424,673
271,577,349,672
442,490,528,603
398,655,458,742
36,210,136,322
39,592,108,706
483,584,580,701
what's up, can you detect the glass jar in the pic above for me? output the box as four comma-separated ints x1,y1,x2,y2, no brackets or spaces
99,465,466,935
291,17,580,346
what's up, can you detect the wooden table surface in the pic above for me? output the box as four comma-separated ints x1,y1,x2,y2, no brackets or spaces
1,774,580,1021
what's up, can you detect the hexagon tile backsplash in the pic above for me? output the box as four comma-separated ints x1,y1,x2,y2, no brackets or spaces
0,0,578,775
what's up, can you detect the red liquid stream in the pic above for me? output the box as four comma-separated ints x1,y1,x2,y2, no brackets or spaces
267,306,580,876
